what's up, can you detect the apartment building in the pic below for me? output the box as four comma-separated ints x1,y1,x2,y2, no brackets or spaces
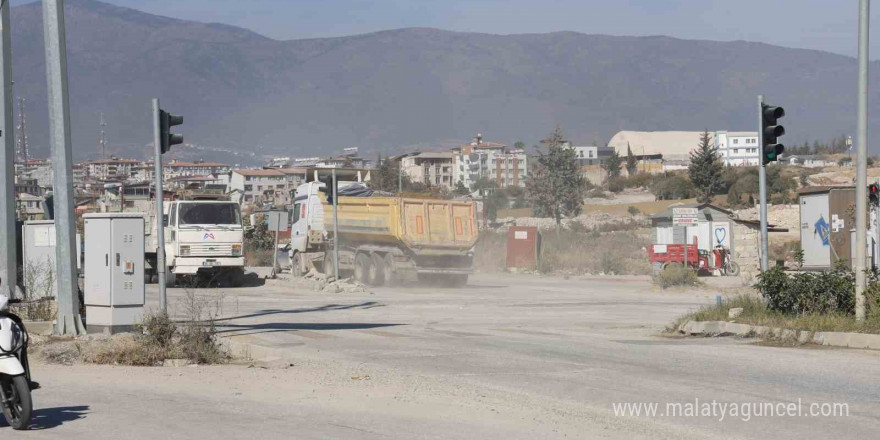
229,169,288,205
452,134,528,190
714,131,760,166
401,152,454,188
85,157,143,181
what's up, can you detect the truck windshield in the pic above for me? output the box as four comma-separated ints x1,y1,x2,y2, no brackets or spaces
178,203,241,226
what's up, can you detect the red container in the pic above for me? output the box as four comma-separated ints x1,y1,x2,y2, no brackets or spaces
506,226,540,269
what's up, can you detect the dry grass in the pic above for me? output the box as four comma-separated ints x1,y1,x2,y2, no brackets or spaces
670,294,880,335
475,229,652,275
37,290,229,366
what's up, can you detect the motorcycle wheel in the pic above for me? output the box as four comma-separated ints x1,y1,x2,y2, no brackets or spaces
725,261,741,277
0,375,32,430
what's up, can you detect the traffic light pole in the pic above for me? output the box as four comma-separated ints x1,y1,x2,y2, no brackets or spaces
758,95,769,273
0,0,17,298
44,0,84,335
855,0,870,321
153,98,168,313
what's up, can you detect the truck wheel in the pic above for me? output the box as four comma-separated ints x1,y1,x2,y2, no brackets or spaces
369,254,385,286
291,252,303,278
383,254,397,287
354,253,371,284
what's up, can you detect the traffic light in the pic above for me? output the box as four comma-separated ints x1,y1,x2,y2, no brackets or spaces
870,183,880,205
761,104,785,165
159,110,184,154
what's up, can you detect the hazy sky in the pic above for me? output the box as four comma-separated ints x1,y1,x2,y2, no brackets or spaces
9,0,880,58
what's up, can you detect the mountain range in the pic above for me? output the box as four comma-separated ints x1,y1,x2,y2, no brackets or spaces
7,0,880,163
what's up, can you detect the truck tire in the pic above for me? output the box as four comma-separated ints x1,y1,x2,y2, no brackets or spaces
383,253,397,287
354,253,371,284
369,253,385,286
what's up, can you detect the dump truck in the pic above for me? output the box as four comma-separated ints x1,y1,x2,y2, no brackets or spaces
287,181,477,286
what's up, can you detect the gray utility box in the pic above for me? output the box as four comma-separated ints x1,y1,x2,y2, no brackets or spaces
21,221,82,300
83,213,145,334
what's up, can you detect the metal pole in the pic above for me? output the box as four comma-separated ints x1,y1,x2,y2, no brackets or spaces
758,94,770,273
44,0,84,335
856,0,870,321
271,211,280,278
398,158,402,193
153,99,167,313
0,0,17,298
332,169,339,280
683,226,688,268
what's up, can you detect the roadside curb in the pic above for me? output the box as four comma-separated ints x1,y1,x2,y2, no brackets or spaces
678,320,880,350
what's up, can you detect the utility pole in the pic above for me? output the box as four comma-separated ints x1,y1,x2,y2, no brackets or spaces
153,98,167,312
44,0,84,335
398,157,402,193
758,95,769,272
332,168,340,280
855,0,870,321
0,0,17,298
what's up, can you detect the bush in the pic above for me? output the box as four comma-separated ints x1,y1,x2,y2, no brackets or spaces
650,173,696,200
654,264,701,289
756,265,855,315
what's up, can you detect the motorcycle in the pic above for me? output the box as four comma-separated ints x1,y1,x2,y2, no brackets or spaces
0,287,35,430
713,245,740,277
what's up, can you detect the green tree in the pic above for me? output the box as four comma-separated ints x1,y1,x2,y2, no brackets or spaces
453,180,470,196
514,141,526,149
625,143,638,176
602,149,622,182
370,155,410,193
688,130,724,204
527,127,589,233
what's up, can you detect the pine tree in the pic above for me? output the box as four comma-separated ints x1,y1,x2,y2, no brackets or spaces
688,130,724,204
527,126,589,233
602,149,622,181
625,143,638,176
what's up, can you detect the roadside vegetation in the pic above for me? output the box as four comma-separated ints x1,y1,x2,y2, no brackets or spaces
671,264,880,335
38,290,229,366
653,264,702,289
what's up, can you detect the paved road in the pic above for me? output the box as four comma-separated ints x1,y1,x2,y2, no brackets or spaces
17,273,880,439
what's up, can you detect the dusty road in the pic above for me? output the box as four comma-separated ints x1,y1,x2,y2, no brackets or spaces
15,273,880,439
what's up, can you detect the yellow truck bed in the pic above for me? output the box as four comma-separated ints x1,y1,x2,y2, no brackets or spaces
322,196,477,252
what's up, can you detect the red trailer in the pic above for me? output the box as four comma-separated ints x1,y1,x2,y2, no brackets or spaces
648,236,740,276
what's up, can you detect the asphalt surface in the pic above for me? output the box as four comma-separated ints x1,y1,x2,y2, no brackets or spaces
14,272,880,439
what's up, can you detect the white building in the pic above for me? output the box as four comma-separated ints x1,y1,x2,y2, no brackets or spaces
229,169,288,205
714,131,760,166
401,152,455,189
452,134,527,190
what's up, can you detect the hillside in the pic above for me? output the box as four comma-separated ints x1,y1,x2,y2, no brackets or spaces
8,0,878,161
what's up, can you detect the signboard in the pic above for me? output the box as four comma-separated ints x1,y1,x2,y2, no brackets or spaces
672,207,699,226
514,230,528,240
266,211,289,232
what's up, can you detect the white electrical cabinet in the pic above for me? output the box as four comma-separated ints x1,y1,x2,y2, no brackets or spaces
83,213,145,334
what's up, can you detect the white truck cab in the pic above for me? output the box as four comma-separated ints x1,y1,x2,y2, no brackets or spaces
289,181,327,255
163,200,245,282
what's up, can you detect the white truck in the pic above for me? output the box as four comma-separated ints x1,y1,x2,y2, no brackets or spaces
139,200,245,286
